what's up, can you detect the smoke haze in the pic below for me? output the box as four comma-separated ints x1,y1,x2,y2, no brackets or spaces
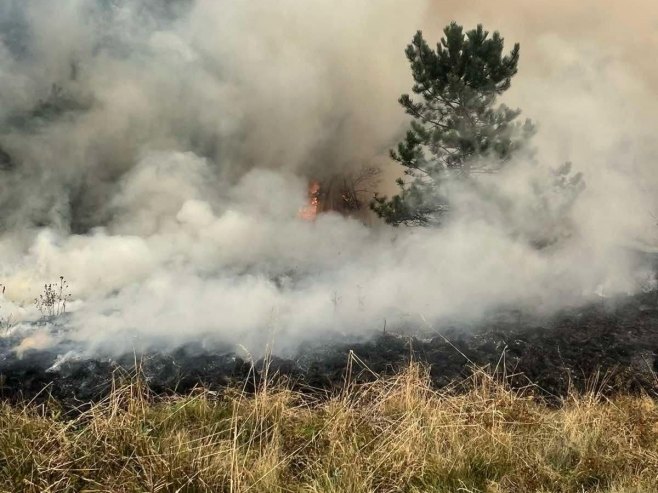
0,0,656,356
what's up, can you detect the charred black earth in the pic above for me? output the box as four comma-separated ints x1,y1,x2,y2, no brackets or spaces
2,290,658,409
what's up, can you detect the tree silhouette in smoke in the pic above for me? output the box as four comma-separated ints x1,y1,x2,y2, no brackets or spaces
372,22,535,225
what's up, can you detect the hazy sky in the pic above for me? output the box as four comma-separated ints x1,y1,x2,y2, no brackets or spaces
432,0,658,84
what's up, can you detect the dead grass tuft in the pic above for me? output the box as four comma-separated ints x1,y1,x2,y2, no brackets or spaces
0,361,656,492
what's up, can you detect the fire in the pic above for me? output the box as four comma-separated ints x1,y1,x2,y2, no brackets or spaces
15,331,53,359
298,180,321,221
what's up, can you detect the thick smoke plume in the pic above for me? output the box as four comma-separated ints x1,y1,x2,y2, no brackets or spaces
0,0,656,356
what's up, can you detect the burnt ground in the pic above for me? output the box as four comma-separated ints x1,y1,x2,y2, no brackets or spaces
1,290,658,409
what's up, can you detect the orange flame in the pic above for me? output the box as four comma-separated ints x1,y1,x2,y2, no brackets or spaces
298,181,320,221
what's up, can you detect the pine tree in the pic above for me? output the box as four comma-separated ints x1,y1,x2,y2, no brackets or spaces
372,23,534,225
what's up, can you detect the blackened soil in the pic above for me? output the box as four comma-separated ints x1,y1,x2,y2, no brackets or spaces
1,291,658,409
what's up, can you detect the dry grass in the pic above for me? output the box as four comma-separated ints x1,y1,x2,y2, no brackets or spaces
0,360,657,493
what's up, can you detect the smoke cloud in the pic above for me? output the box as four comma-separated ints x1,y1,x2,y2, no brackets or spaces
0,0,656,357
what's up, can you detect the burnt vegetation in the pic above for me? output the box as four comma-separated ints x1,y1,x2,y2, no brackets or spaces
1,286,658,408
0,18,655,493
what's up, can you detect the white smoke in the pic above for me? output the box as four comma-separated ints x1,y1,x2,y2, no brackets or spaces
0,0,656,356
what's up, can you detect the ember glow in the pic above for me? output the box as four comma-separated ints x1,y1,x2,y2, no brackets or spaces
298,181,321,221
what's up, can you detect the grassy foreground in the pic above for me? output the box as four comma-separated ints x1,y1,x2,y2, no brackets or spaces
1,362,657,493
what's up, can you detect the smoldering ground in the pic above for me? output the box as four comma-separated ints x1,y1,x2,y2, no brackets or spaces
0,0,657,358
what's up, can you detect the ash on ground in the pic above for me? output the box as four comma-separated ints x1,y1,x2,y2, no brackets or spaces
1,290,657,410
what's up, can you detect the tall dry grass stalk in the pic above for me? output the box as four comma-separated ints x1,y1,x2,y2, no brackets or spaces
0,361,656,492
